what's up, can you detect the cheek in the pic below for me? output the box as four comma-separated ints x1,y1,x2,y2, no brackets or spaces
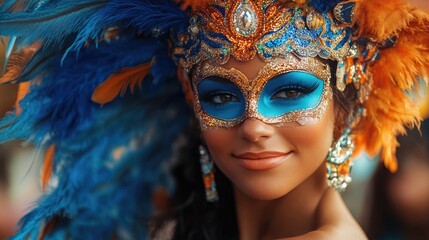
202,128,235,161
282,101,335,161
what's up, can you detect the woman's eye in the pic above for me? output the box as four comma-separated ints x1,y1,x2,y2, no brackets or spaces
271,89,303,99
210,93,239,104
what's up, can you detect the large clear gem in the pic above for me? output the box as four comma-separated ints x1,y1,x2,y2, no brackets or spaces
233,0,258,37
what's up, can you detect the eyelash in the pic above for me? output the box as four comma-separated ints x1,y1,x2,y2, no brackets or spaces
201,91,239,105
271,82,319,98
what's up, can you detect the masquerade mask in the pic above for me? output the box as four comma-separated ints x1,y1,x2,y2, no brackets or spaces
192,55,332,129
174,0,382,129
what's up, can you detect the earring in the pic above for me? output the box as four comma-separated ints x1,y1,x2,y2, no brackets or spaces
199,145,219,202
326,127,354,192
326,107,364,192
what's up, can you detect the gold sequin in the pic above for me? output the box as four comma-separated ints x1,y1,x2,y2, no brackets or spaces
194,0,290,61
192,54,333,129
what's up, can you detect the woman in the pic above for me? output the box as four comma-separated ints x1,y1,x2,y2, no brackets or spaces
0,0,428,239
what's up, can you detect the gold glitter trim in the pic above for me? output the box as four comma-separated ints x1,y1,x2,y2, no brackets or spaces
192,54,332,129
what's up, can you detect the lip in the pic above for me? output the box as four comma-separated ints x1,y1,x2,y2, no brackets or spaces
232,151,291,171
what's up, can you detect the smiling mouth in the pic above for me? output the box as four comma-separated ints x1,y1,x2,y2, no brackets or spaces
232,151,291,171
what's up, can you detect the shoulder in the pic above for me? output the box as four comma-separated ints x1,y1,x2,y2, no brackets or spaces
283,188,367,240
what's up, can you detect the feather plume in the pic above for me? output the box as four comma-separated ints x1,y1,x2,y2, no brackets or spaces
419,86,429,119
353,0,429,172
37,216,61,240
91,62,152,105
1,0,189,61
15,81,30,115
16,45,63,83
41,144,55,191
67,0,188,53
1,36,16,76
0,0,42,12
0,43,38,84
0,0,108,47
0,32,186,239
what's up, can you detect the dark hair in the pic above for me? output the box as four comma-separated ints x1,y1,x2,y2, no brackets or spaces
151,61,359,239
151,120,238,239
329,61,359,138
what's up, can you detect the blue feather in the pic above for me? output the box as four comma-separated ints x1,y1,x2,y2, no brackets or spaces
0,35,16,76
1,34,169,143
68,0,189,53
309,0,342,13
0,0,108,47
0,1,193,239
11,78,190,240
0,0,51,11
1,33,190,239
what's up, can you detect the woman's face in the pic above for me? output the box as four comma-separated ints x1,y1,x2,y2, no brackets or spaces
198,57,335,200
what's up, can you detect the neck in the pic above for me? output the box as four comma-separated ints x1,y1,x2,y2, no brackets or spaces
234,164,328,240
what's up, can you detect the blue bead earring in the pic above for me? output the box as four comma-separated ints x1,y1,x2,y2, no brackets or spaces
199,145,219,202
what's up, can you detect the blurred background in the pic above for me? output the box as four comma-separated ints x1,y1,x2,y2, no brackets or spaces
0,1,428,239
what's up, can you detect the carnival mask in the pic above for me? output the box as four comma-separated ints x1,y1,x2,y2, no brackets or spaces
192,55,332,129
174,0,378,129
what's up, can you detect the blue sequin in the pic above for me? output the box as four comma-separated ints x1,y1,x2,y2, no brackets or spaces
335,28,352,51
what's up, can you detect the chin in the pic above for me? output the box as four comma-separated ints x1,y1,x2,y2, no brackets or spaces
233,180,295,200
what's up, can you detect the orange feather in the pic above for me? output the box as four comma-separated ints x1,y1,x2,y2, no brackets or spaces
41,144,55,191
352,0,429,172
0,43,38,84
15,81,30,115
419,86,429,119
38,216,61,240
91,62,151,105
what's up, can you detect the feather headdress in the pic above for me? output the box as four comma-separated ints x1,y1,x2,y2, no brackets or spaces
352,0,429,172
0,0,428,239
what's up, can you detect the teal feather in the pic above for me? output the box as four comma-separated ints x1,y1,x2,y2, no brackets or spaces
1,36,16,76
0,0,108,47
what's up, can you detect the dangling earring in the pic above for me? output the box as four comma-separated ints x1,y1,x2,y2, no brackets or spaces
199,145,219,202
326,127,354,192
326,107,364,192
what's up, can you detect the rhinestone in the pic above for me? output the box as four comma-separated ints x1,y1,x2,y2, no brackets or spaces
294,17,305,30
189,25,199,35
336,60,346,91
306,10,324,31
233,0,258,37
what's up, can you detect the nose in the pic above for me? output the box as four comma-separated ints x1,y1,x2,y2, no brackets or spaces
238,118,274,143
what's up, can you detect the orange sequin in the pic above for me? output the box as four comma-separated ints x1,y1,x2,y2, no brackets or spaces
195,0,290,61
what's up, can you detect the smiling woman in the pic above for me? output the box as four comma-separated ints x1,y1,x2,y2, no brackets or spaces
176,54,360,238
0,0,428,239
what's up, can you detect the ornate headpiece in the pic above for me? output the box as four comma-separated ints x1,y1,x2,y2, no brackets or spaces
176,0,354,64
174,0,384,109
0,0,428,238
